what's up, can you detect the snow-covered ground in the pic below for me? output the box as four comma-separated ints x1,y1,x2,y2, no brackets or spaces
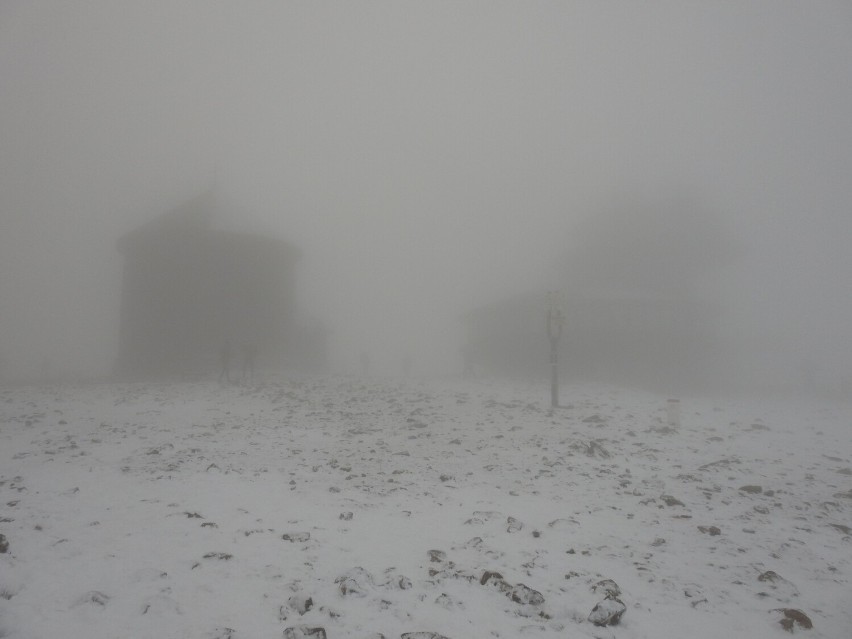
0,376,850,638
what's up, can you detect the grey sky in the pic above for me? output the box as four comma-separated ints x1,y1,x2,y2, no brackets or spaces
1,1,851,382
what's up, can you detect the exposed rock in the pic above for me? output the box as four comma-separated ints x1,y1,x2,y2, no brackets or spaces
480,570,504,586
660,495,685,507
284,627,327,639
428,549,447,563
698,525,721,536
434,593,464,610
400,633,451,639
739,485,763,494
572,440,611,458
510,583,545,606
588,597,626,626
282,532,311,543
203,552,233,560
0,533,8,553
591,579,621,598
208,628,235,639
75,590,110,606
758,570,783,583
773,608,813,632
339,512,353,521
336,567,373,597
286,594,313,616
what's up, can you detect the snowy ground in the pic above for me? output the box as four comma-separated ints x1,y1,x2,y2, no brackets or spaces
0,376,850,638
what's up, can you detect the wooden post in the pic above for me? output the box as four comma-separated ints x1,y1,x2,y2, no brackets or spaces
547,292,564,409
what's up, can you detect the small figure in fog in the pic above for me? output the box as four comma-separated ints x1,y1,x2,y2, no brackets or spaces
360,351,371,377
218,338,233,384
241,342,257,384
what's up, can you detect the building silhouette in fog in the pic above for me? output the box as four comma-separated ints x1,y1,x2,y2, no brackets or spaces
114,191,300,378
462,288,720,391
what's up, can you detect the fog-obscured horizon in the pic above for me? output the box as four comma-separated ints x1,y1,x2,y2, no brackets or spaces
2,1,851,395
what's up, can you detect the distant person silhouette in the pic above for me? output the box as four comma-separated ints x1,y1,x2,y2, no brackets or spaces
241,342,257,384
218,339,233,384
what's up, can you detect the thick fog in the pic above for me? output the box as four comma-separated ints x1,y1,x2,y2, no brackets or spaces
1,1,851,393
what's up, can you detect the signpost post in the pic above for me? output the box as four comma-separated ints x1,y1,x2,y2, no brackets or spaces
546,292,564,409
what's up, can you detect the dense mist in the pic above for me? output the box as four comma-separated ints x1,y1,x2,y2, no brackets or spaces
1,1,851,394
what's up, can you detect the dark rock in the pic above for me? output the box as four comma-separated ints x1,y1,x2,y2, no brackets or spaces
773,608,813,632
511,583,545,606
698,525,721,536
758,570,782,583
339,512,354,521
660,495,685,507
588,597,626,626
739,485,763,494
400,633,451,639
75,591,110,606
336,567,373,597
506,516,524,533
287,594,313,615
282,532,311,543
0,533,8,553
480,570,503,586
284,627,327,639
591,579,621,598
428,549,447,563
203,552,233,560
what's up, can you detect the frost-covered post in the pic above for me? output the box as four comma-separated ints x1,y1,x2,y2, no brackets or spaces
547,291,564,408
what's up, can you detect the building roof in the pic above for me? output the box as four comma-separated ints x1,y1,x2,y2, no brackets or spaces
116,189,300,260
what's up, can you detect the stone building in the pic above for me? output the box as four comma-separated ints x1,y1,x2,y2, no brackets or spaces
114,191,300,377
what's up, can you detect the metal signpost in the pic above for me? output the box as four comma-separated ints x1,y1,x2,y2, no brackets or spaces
546,291,564,408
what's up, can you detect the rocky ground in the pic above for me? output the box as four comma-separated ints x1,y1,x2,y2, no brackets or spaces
0,376,850,638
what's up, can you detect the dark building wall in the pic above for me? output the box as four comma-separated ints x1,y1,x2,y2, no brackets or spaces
114,201,298,378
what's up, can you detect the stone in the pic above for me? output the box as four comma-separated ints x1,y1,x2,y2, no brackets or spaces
287,594,314,615
336,567,373,597
282,532,311,543
660,495,685,507
400,634,451,639
510,583,545,606
506,516,524,533
0,533,8,553
588,597,626,626
591,579,621,598
698,525,721,536
739,485,763,494
283,627,327,639
428,549,447,563
75,591,110,606
773,608,813,632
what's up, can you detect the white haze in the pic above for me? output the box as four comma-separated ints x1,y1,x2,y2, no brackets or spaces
1,1,851,390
